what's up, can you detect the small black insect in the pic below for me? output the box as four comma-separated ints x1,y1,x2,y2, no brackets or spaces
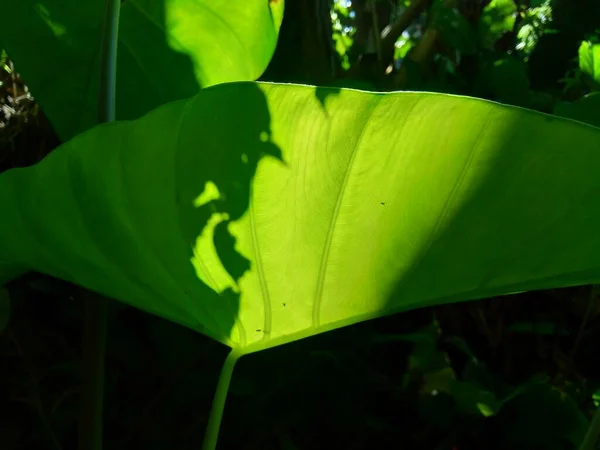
283,303,286,307
380,202,385,206
256,329,261,332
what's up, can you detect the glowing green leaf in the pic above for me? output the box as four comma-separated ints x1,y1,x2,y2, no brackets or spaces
0,0,283,140
1,82,599,355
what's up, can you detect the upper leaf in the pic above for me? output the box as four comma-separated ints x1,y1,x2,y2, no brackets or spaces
579,40,600,88
1,82,599,355
0,0,283,140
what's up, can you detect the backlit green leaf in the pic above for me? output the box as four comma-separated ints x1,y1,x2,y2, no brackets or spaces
0,0,283,140
579,41,600,87
1,82,599,355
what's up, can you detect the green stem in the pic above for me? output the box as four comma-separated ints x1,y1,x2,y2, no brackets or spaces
98,0,121,124
78,289,109,450
202,348,243,450
78,2,120,450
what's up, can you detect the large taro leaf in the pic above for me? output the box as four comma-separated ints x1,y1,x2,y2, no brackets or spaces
0,0,283,141
1,81,600,355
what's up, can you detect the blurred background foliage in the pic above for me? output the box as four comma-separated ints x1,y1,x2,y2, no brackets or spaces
2,1,600,449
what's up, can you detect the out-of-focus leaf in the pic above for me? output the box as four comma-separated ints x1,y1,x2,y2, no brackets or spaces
579,41,600,88
554,93,600,128
485,57,531,107
507,321,569,335
333,33,354,69
394,38,414,61
516,1,554,57
503,384,588,448
418,348,502,417
593,388,600,407
446,378,501,416
432,0,477,54
478,0,517,50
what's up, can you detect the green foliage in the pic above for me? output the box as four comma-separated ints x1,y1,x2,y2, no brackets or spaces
554,93,600,127
379,322,504,418
331,0,355,70
1,81,599,357
478,0,517,50
484,57,531,107
0,0,283,140
579,40,600,89
515,0,554,58
394,35,414,61
504,383,588,448
432,0,477,54
373,318,593,449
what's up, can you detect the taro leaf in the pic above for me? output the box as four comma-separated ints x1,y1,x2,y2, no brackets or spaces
1,82,600,355
0,0,283,141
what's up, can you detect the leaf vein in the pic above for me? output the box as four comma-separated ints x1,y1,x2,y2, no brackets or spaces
250,194,272,339
312,95,384,326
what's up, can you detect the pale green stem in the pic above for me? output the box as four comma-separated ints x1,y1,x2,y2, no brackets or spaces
202,348,243,450
98,0,121,124
78,290,109,450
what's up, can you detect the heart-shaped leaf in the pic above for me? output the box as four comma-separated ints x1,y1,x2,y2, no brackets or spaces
1,82,599,355
0,0,283,140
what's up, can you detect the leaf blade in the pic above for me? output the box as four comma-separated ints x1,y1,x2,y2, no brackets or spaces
1,82,599,354
0,0,283,140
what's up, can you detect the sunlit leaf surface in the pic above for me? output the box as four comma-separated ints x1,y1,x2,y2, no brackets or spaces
0,0,283,140
1,82,599,355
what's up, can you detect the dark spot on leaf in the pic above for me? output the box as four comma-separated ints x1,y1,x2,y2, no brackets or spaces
381,202,385,206
256,329,261,332
283,303,286,307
